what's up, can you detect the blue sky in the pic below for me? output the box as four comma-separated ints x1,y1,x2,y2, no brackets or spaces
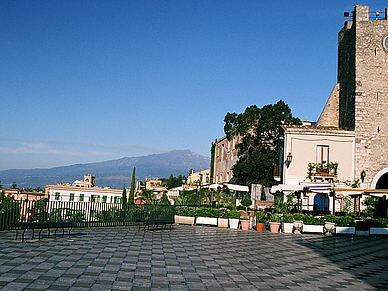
1,1,386,170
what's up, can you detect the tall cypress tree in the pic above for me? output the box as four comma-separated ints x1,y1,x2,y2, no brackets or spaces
122,184,127,205
129,167,136,205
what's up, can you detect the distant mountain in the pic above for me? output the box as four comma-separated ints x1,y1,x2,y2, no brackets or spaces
0,150,210,189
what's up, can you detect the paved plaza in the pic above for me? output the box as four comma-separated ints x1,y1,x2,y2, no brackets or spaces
0,225,388,291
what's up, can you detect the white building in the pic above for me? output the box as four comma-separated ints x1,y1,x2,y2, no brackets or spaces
45,175,123,204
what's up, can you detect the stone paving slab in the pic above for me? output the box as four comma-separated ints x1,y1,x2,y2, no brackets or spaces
1,225,388,290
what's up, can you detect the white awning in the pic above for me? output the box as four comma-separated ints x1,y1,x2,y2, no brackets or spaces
208,183,249,192
270,184,304,193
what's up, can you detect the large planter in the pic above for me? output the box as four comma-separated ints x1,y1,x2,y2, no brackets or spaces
370,227,388,235
269,222,280,233
335,226,355,235
229,218,240,229
282,222,294,234
302,225,324,233
240,220,250,230
256,222,265,232
175,215,195,226
196,217,218,226
218,218,229,228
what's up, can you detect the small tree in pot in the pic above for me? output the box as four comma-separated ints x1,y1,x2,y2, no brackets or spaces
240,198,252,213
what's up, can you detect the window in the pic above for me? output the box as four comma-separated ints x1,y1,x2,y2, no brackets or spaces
70,193,74,201
102,196,107,203
316,145,329,165
79,194,84,202
55,192,60,200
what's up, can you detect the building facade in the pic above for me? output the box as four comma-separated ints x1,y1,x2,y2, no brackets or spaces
213,135,240,183
273,5,388,213
45,175,123,203
338,5,388,189
187,169,211,185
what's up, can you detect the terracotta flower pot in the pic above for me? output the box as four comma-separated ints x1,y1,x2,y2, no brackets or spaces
240,220,250,230
256,222,265,232
269,222,280,233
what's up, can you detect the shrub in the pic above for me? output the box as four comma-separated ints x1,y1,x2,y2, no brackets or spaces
175,206,197,217
324,214,336,223
282,213,293,223
302,215,324,225
236,205,245,211
335,216,355,227
194,207,219,218
218,208,230,219
370,218,388,228
227,210,241,219
269,213,281,223
293,213,303,221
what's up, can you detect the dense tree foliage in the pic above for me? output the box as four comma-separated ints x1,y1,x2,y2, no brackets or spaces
161,174,185,189
224,100,301,186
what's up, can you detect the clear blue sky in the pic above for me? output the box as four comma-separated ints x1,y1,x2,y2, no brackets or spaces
1,1,385,170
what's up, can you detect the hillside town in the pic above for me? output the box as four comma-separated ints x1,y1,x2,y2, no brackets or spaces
1,4,388,291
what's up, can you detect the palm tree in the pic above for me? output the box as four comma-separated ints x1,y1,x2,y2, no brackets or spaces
137,188,154,204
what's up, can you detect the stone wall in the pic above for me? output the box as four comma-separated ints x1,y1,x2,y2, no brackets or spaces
339,5,388,187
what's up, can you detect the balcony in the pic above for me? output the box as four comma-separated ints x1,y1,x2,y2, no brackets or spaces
307,162,338,183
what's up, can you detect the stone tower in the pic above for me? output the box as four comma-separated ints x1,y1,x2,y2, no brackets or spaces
338,5,388,188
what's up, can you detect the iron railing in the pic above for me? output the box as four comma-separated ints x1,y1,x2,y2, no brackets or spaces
0,199,175,230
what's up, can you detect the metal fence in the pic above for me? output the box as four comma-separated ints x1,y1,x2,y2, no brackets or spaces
0,199,175,230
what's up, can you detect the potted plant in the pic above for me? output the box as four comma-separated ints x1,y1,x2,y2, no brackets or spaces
370,218,388,235
227,210,241,229
218,208,229,228
335,216,355,234
255,211,265,232
240,217,250,230
269,213,281,233
302,215,324,233
240,198,252,213
281,213,294,234
175,206,196,226
195,207,218,226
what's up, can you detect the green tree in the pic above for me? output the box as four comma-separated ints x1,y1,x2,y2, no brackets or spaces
162,174,185,189
160,192,171,205
129,167,136,205
11,182,18,189
122,184,127,206
224,100,301,186
138,188,154,204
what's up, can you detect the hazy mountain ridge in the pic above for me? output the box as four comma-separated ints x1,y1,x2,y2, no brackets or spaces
0,150,210,189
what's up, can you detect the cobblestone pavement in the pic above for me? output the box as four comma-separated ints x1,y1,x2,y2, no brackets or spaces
1,225,388,291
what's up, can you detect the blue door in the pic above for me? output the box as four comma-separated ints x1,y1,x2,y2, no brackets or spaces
314,194,329,211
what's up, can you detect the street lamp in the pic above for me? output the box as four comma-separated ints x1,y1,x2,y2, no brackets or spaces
196,180,201,207
285,153,293,168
